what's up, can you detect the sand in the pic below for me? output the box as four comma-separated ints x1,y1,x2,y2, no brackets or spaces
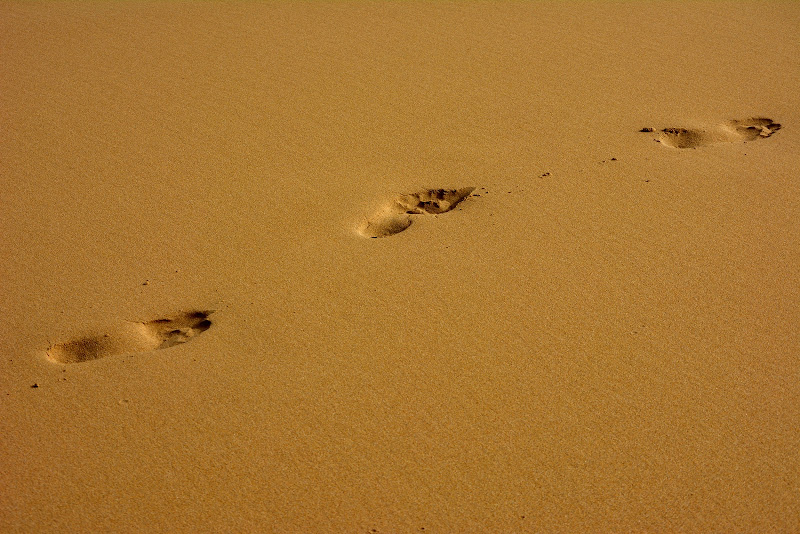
2,2,798,532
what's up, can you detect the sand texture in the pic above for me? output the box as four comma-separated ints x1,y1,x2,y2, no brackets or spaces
2,2,799,533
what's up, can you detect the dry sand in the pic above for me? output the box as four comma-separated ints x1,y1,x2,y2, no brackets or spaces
2,2,799,532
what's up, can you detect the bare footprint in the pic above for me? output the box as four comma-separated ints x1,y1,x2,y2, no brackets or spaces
358,187,476,238
47,310,213,364
641,118,781,148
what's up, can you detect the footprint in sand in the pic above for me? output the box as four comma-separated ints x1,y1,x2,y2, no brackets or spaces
358,187,475,238
47,310,213,364
641,118,781,149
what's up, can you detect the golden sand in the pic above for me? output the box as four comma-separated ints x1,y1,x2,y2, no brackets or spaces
2,2,798,532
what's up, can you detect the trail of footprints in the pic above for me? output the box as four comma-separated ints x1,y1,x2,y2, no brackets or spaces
355,119,781,237
48,311,213,364
43,116,782,364
641,117,781,149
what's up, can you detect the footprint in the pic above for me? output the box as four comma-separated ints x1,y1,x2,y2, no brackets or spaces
641,118,781,149
47,310,213,364
358,187,475,238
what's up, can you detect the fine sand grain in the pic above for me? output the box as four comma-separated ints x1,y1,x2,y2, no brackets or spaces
2,2,799,533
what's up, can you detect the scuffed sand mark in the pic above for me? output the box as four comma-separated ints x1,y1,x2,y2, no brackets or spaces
47,310,213,364
358,187,475,238
641,118,781,148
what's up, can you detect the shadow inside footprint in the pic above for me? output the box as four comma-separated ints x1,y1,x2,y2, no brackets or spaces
658,127,706,149
149,312,213,349
359,187,475,238
727,118,782,141
643,117,781,149
48,310,213,364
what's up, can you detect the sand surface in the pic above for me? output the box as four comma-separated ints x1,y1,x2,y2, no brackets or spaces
2,2,799,532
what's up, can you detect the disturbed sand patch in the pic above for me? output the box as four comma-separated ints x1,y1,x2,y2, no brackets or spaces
47,311,213,364
358,187,475,238
641,118,781,148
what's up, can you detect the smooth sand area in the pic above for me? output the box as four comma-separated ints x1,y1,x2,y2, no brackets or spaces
2,3,798,532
